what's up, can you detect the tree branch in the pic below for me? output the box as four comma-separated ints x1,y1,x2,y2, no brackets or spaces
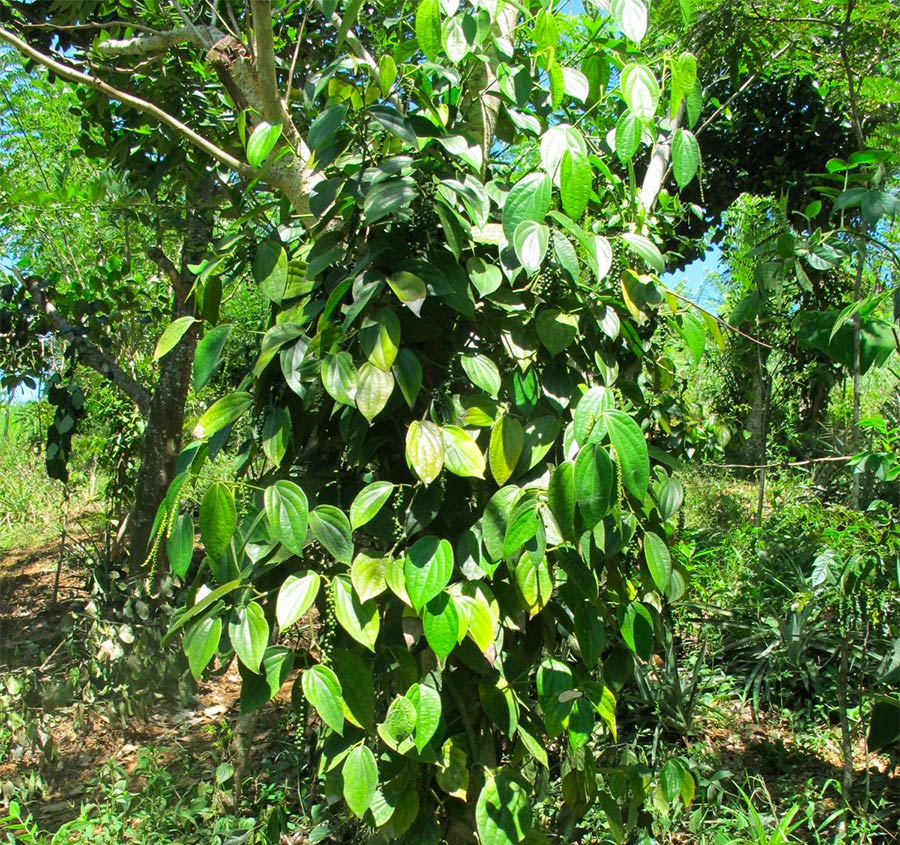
640,102,684,213
250,0,282,124
0,25,253,178
12,268,152,415
94,24,223,55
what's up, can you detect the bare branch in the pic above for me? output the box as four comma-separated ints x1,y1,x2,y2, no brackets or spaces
95,24,223,55
13,268,152,415
640,102,684,213
665,287,774,349
0,25,252,177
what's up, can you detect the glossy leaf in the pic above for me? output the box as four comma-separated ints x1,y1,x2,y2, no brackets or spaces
502,172,552,241
309,505,353,565
332,575,380,651
405,536,453,611
672,128,700,189
573,386,613,446
644,531,672,593
247,120,282,168
548,461,576,541
262,406,290,467
620,63,660,122
351,552,389,604
476,772,533,845
621,232,665,273
183,616,221,679
611,0,648,42
154,316,197,361
442,425,486,478
302,664,345,735
416,0,442,62
574,443,614,528
343,745,378,818
276,571,320,630
406,420,445,485
359,308,400,372
322,352,358,406
388,271,426,316
604,410,649,501
489,415,524,485
166,513,193,579
356,363,394,422
200,482,236,561
560,149,591,219
513,220,550,275
615,111,642,164
536,309,579,356
229,602,268,673
192,324,231,391
460,353,502,397
350,481,394,529
264,480,309,556
424,592,459,660
409,683,442,752
393,348,423,408
193,393,252,439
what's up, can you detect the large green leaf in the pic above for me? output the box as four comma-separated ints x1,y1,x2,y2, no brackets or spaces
415,0,442,61
672,128,700,189
332,574,380,651
350,552,389,604
502,173,552,241
574,443,614,528
363,177,416,224
276,571,320,629
423,592,460,661
536,309,579,357
302,663,345,735
388,271,426,316
620,232,665,273
404,536,453,611
611,0,648,42
476,771,533,845
193,393,252,439
183,616,221,679
442,425,486,478
619,601,654,660
406,420,445,485
393,348,423,408
229,602,269,673
261,407,290,467
548,461,576,541
574,602,605,668
246,120,282,168
264,480,309,556
460,354,502,397
489,416,524,485
309,505,353,565
615,111,642,164
560,149,591,219
254,239,289,303
199,482,236,561
166,513,194,579
343,745,378,818
620,63,660,121
359,308,401,372
350,481,395,529
356,363,394,422
573,386,613,446
192,324,231,391
409,682,442,752
322,352,358,406
643,531,672,594
604,410,649,501
795,311,895,374
513,221,550,275
153,316,197,361
332,648,375,730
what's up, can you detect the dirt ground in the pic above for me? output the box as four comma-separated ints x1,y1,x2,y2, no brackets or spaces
1,532,898,841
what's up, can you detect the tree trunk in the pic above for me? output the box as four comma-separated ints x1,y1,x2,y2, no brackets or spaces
128,178,213,570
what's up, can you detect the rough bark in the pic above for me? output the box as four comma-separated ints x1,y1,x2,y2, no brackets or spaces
128,179,214,569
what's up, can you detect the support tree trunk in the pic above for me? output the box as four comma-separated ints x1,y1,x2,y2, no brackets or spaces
128,177,214,569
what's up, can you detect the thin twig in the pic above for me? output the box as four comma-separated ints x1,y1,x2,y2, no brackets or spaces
665,288,774,348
